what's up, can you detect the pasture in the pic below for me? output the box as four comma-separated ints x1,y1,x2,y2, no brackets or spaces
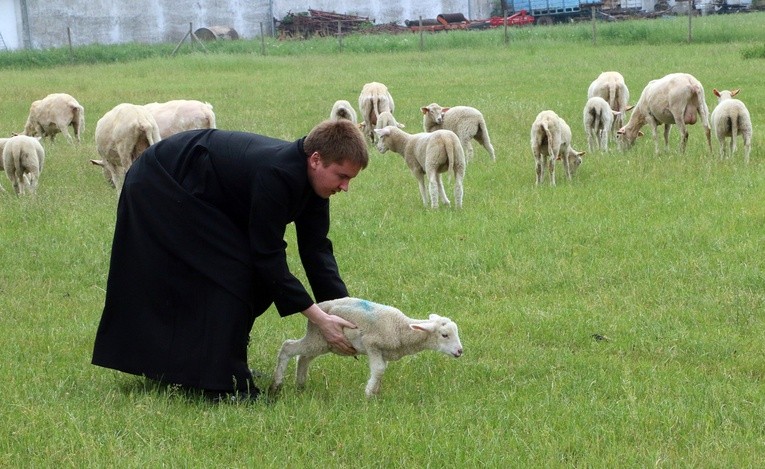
1,13,764,466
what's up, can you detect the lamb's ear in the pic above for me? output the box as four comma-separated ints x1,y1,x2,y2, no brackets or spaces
713,88,721,97
410,322,436,333
421,107,429,115
89,159,104,167
624,105,635,112
731,89,740,97
374,127,390,137
442,107,451,113
397,122,406,129
638,131,644,137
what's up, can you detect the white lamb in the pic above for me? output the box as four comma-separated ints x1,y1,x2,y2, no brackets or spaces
94,103,161,193
358,82,395,142
587,71,630,133
421,103,496,161
21,93,85,143
374,125,466,209
329,99,358,124
269,297,463,398
582,97,633,152
142,99,216,139
2,135,45,195
617,72,712,154
531,110,585,186
374,110,405,131
710,88,752,163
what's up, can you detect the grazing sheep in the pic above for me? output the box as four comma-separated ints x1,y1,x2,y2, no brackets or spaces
2,135,45,195
269,297,463,398
0,138,8,191
710,88,752,163
531,110,585,186
421,103,496,161
358,82,395,142
582,97,633,152
329,99,358,124
142,99,216,139
587,71,630,133
94,103,161,193
21,93,84,143
374,110,405,131
374,125,466,209
616,72,712,154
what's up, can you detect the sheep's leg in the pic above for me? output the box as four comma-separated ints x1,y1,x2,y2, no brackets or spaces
535,157,544,185
600,128,609,152
412,170,429,207
269,339,298,393
465,141,474,161
475,129,495,161
453,172,464,209
427,171,442,209
743,133,751,164
587,130,596,152
365,350,388,397
295,354,319,390
434,173,450,207
562,150,572,181
730,122,738,156
548,158,556,187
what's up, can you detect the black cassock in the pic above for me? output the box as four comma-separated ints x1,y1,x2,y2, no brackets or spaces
92,129,348,392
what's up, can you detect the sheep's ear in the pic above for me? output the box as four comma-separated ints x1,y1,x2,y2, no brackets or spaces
421,107,429,115
624,105,634,112
577,150,586,157
410,322,436,333
89,159,105,167
358,122,366,130
616,128,625,135
731,89,740,97
373,127,389,137
713,88,721,97
397,122,406,129
637,131,644,137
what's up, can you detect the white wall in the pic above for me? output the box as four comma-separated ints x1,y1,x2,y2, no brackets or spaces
0,0,20,50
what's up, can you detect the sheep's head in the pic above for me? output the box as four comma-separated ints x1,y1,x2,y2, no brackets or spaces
713,88,740,102
373,127,393,154
616,126,643,150
411,314,463,358
421,103,445,125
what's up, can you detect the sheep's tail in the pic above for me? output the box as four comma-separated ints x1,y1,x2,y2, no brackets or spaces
542,121,555,161
608,82,618,111
693,84,713,152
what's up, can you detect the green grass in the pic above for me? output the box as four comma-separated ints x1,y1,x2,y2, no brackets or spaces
1,14,765,467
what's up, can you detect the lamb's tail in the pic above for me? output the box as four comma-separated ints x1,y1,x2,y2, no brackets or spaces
608,82,618,111
542,121,556,161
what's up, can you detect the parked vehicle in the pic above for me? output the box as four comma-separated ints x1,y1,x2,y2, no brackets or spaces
508,0,600,24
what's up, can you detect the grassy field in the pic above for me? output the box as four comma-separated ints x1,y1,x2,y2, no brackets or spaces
1,13,764,467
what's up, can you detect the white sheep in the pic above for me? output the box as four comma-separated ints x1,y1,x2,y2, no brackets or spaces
21,93,85,143
142,99,216,139
2,135,45,195
374,110,405,131
616,72,712,154
587,71,630,133
374,125,466,209
421,103,496,161
582,97,633,152
94,103,161,193
358,82,395,142
269,297,463,398
710,88,752,163
329,99,358,124
531,110,585,186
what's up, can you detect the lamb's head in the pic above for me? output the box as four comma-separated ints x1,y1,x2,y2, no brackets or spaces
410,314,463,358
421,103,447,126
558,148,585,176
713,88,740,102
373,126,394,154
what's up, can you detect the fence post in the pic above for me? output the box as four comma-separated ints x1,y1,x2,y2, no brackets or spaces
260,22,266,55
503,9,509,45
687,0,693,43
591,6,596,45
419,16,424,51
337,20,343,51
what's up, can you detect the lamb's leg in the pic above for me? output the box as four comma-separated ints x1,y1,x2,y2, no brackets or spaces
453,173,463,209
427,171,442,209
295,354,319,390
269,339,299,393
364,349,388,398
434,173,450,207
535,157,543,185
743,133,751,164
548,158,556,187
413,170,429,207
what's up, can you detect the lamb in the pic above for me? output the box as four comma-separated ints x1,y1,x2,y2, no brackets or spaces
587,71,630,133
421,103,496,161
582,97,633,152
374,125,466,209
374,110,405,131
616,72,712,154
269,297,463,398
710,88,752,163
94,103,161,193
2,135,45,195
329,99,358,124
531,110,585,186
358,82,395,142
142,99,216,139
21,93,85,143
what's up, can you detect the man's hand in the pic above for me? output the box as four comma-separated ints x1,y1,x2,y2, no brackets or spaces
301,303,357,356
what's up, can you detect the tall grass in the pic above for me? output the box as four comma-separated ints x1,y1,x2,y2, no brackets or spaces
1,14,764,467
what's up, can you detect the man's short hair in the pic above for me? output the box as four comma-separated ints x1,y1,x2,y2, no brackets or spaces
305,119,369,169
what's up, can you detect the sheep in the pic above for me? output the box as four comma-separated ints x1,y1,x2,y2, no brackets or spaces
587,71,630,133
710,88,752,163
2,135,45,195
358,82,394,142
421,103,496,161
374,125,466,209
329,99,358,124
582,97,633,152
374,110,405,131
531,110,585,186
21,93,85,143
269,297,463,398
142,99,216,139
616,72,712,154
94,103,161,193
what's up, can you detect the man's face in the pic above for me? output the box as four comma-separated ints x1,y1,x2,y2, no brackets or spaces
307,152,363,199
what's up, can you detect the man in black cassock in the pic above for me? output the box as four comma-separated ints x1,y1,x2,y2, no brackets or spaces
92,119,369,400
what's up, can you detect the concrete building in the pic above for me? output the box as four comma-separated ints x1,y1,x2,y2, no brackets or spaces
0,0,494,50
